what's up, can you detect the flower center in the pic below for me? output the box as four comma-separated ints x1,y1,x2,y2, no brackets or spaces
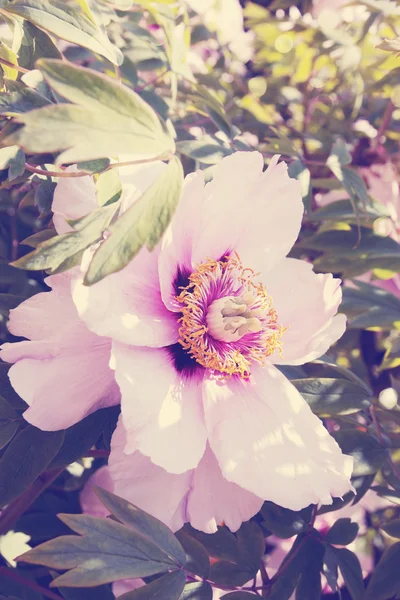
176,255,285,378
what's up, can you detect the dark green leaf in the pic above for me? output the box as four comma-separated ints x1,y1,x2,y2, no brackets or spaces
94,488,186,567
22,513,181,587
235,521,265,573
308,199,387,224
380,518,400,537
288,159,312,214
295,537,324,600
341,279,400,330
117,571,186,600
209,561,254,587
292,377,371,416
333,429,388,476
85,157,183,285
58,584,114,600
7,0,123,65
268,534,310,600
48,408,113,469
0,425,64,506
175,531,210,578
176,137,232,164
0,145,25,181
77,158,110,174
180,582,213,600
0,363,27,410
323,545,339,593
34,180,56,214
0,394,20,450
182,525,243,563
220,593,258,599
364,541,400,599
261,502,313,539
0,78,51,115
325,518,359,545
332,547,364,600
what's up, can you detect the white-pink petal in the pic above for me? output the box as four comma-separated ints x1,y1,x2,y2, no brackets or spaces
265,258,346,365
81,419,263,534
72,245,179,348
203,363,354,510
0,273,119,430
112,344,207,474
52,167,97,234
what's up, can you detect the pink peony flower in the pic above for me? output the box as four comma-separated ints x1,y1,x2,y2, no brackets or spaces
0,161,164,429
4,151,352,531
70,152,351,526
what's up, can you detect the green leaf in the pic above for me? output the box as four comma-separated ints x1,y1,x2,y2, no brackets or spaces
261,502,313,539
84,157,183,285
209,561,254,587
11,203,118,272
0,145,25,180
295,537,324,600
34,180,57,214
0,395,20,450
10,59,175,164
6,0,123,65
268,534,312,600
333,429,388,476
0,425,64,506
22,513,182,587
327,138,352,168
118,571,186,599
380,518,400,537
288,159,312,214
235,522,265,573
94,488,186,567
0,78,51,115
0,40,18,79
176,137,233,165
175,531,210,578
308,199,388,224
48,408,114,469
183,525,243,563
180,582,213,600
325,518,359,545
341,279,400,330
220,594,258,599
364,542,400,599
77,158,110,174
332,547,364,600
95,169,122,207
58,584,114,600
298,226,400,278
291,377,372,416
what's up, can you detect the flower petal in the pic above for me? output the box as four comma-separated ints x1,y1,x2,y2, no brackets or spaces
80,465,114,518
264,258,346,365
72,245,179,347
52,167,97,234
191,153,303,273
203,363,354,510
0,273,119,431
82,420,262,534
6,272,79,340
112,343,207,473
187,445,263,534
158,171,205,311
108,419,192,532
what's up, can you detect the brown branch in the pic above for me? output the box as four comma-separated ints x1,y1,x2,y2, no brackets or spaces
0,57,30,74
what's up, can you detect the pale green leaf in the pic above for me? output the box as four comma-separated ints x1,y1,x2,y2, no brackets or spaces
85,156,183,285
6,0,123,65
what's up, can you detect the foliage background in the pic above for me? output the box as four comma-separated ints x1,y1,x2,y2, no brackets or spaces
1,0,400,598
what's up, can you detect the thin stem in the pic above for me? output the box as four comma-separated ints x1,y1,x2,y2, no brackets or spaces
0,567,62,600
0,57,30,74
135,69,169,92
24,152,173,179
85,449,110,458
0,468,64,536
376,99,394,144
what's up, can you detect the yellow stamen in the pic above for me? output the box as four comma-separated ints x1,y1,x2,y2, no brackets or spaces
176,255,285,378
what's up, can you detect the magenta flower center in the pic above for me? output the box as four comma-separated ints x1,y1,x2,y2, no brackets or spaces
176,255,285,378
